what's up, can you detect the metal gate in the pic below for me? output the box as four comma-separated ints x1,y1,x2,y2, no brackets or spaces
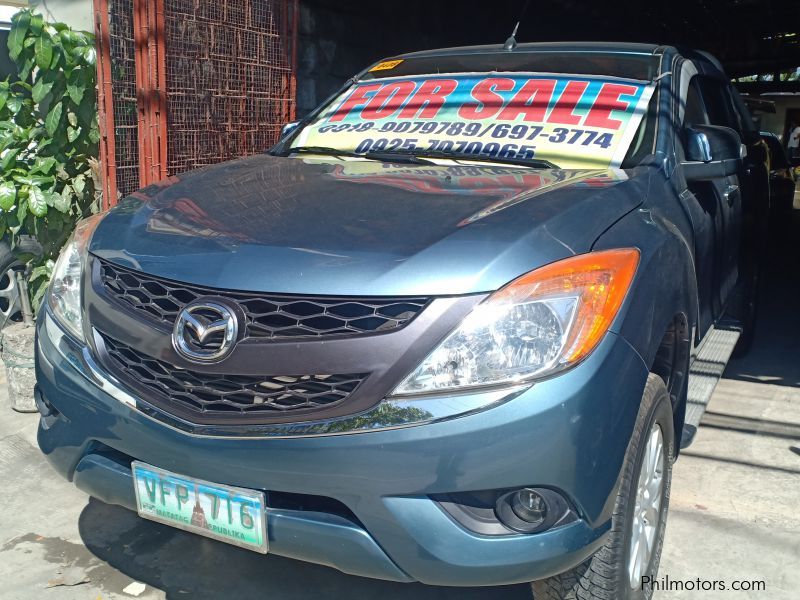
94,0,298,206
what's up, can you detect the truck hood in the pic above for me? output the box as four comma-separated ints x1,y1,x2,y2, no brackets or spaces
90,155,649,296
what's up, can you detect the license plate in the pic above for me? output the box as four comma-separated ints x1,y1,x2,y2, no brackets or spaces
132,461,268,553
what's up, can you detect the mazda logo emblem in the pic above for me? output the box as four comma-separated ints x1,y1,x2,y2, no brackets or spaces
172,301,238,362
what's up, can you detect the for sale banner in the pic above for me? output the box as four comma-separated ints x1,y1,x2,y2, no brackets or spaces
292,73,655,169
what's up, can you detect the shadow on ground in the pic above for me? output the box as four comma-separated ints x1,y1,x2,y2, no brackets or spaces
724,209,800,388
79,498,530,599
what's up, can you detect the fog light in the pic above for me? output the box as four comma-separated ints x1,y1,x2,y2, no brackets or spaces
495,487,573,533
511,488,547,525
433,487,577,536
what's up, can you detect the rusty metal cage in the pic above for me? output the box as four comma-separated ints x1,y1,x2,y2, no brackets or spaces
95,0,298,204
164,0,297,174
98,0,140,200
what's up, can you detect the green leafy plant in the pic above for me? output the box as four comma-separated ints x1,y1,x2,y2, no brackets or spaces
1,9,100,312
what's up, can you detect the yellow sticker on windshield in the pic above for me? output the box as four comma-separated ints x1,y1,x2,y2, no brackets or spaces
369,59,403,72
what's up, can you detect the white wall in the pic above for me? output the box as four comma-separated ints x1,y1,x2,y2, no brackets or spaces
1,0,95,33
0,5,22,25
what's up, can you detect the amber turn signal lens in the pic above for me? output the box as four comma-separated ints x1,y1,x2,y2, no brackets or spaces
492,248,640,365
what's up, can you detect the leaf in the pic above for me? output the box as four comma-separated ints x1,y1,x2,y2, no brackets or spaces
0,132,13,152
34,35,53,70
29,175,55,188
67,110,77,127
47,190,69,213
45,101,62,135
31,78,54,103
28,185,47,216
61,183,75,205
88,123,100,144
32,156,57,174
31,280,48,313
67,126,80,142
59,30,76,46
30,261,54,281
82,46,96,66
66,82,83,105
12,174,33,186
18,58,34,82
6,94,22,114
7,11,30,61
29,13,44,36
72,173,86,197
16,193,28,224
0,181,15,211
0,148,20,172
49,46,63,70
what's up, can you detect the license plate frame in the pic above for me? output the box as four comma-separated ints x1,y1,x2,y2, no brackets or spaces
132,461,268,554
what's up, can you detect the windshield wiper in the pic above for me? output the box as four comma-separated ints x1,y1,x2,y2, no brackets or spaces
283,145,556,168
283,146,364,159
408,149,558,169
284,146,435,165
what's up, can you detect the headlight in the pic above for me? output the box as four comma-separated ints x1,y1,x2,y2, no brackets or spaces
48,214,104,340
390,248,640,396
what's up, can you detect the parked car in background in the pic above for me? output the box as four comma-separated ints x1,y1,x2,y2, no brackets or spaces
36,42,768,599
761,131,797,211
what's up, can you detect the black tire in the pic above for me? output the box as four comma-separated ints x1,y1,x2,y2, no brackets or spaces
531,374,675,600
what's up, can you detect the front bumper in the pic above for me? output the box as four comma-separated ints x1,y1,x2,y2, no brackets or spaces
36,309,648,586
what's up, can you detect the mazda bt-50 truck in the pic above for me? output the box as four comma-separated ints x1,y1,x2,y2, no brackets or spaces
36,43,767,599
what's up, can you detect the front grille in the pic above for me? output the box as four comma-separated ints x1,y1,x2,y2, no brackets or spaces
100,333,368,418
97,258,429,338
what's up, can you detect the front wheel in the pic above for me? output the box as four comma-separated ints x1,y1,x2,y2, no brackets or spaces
531,374,675,600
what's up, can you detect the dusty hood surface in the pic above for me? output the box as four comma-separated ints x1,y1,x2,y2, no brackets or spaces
90,155,649,296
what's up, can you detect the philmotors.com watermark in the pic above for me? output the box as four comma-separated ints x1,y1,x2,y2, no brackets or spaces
642,575,767,592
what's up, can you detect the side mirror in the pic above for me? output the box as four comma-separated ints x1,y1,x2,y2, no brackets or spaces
686,129,712,162
681,125,743,181
280,121,300,139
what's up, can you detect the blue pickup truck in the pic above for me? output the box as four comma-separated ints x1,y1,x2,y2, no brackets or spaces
36,42,767,599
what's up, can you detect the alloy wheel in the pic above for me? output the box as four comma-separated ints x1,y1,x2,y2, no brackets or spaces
628,422,665,588
0,267,22,327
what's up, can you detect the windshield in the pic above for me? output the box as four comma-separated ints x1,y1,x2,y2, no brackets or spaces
360,51,660,82
289,67,656,169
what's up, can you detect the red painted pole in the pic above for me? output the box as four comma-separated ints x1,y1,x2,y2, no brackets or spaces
93,0,119,208
133,0,168,188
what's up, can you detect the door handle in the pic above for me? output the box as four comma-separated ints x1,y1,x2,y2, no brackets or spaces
723,184,739,206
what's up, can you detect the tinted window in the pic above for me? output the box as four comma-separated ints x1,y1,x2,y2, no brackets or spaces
727,86,758,136
683,79,708,126
696,77,737,129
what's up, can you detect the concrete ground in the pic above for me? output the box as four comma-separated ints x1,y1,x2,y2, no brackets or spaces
1,212,799,599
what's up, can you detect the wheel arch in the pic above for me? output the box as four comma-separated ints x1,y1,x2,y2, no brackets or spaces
593,207,697,452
